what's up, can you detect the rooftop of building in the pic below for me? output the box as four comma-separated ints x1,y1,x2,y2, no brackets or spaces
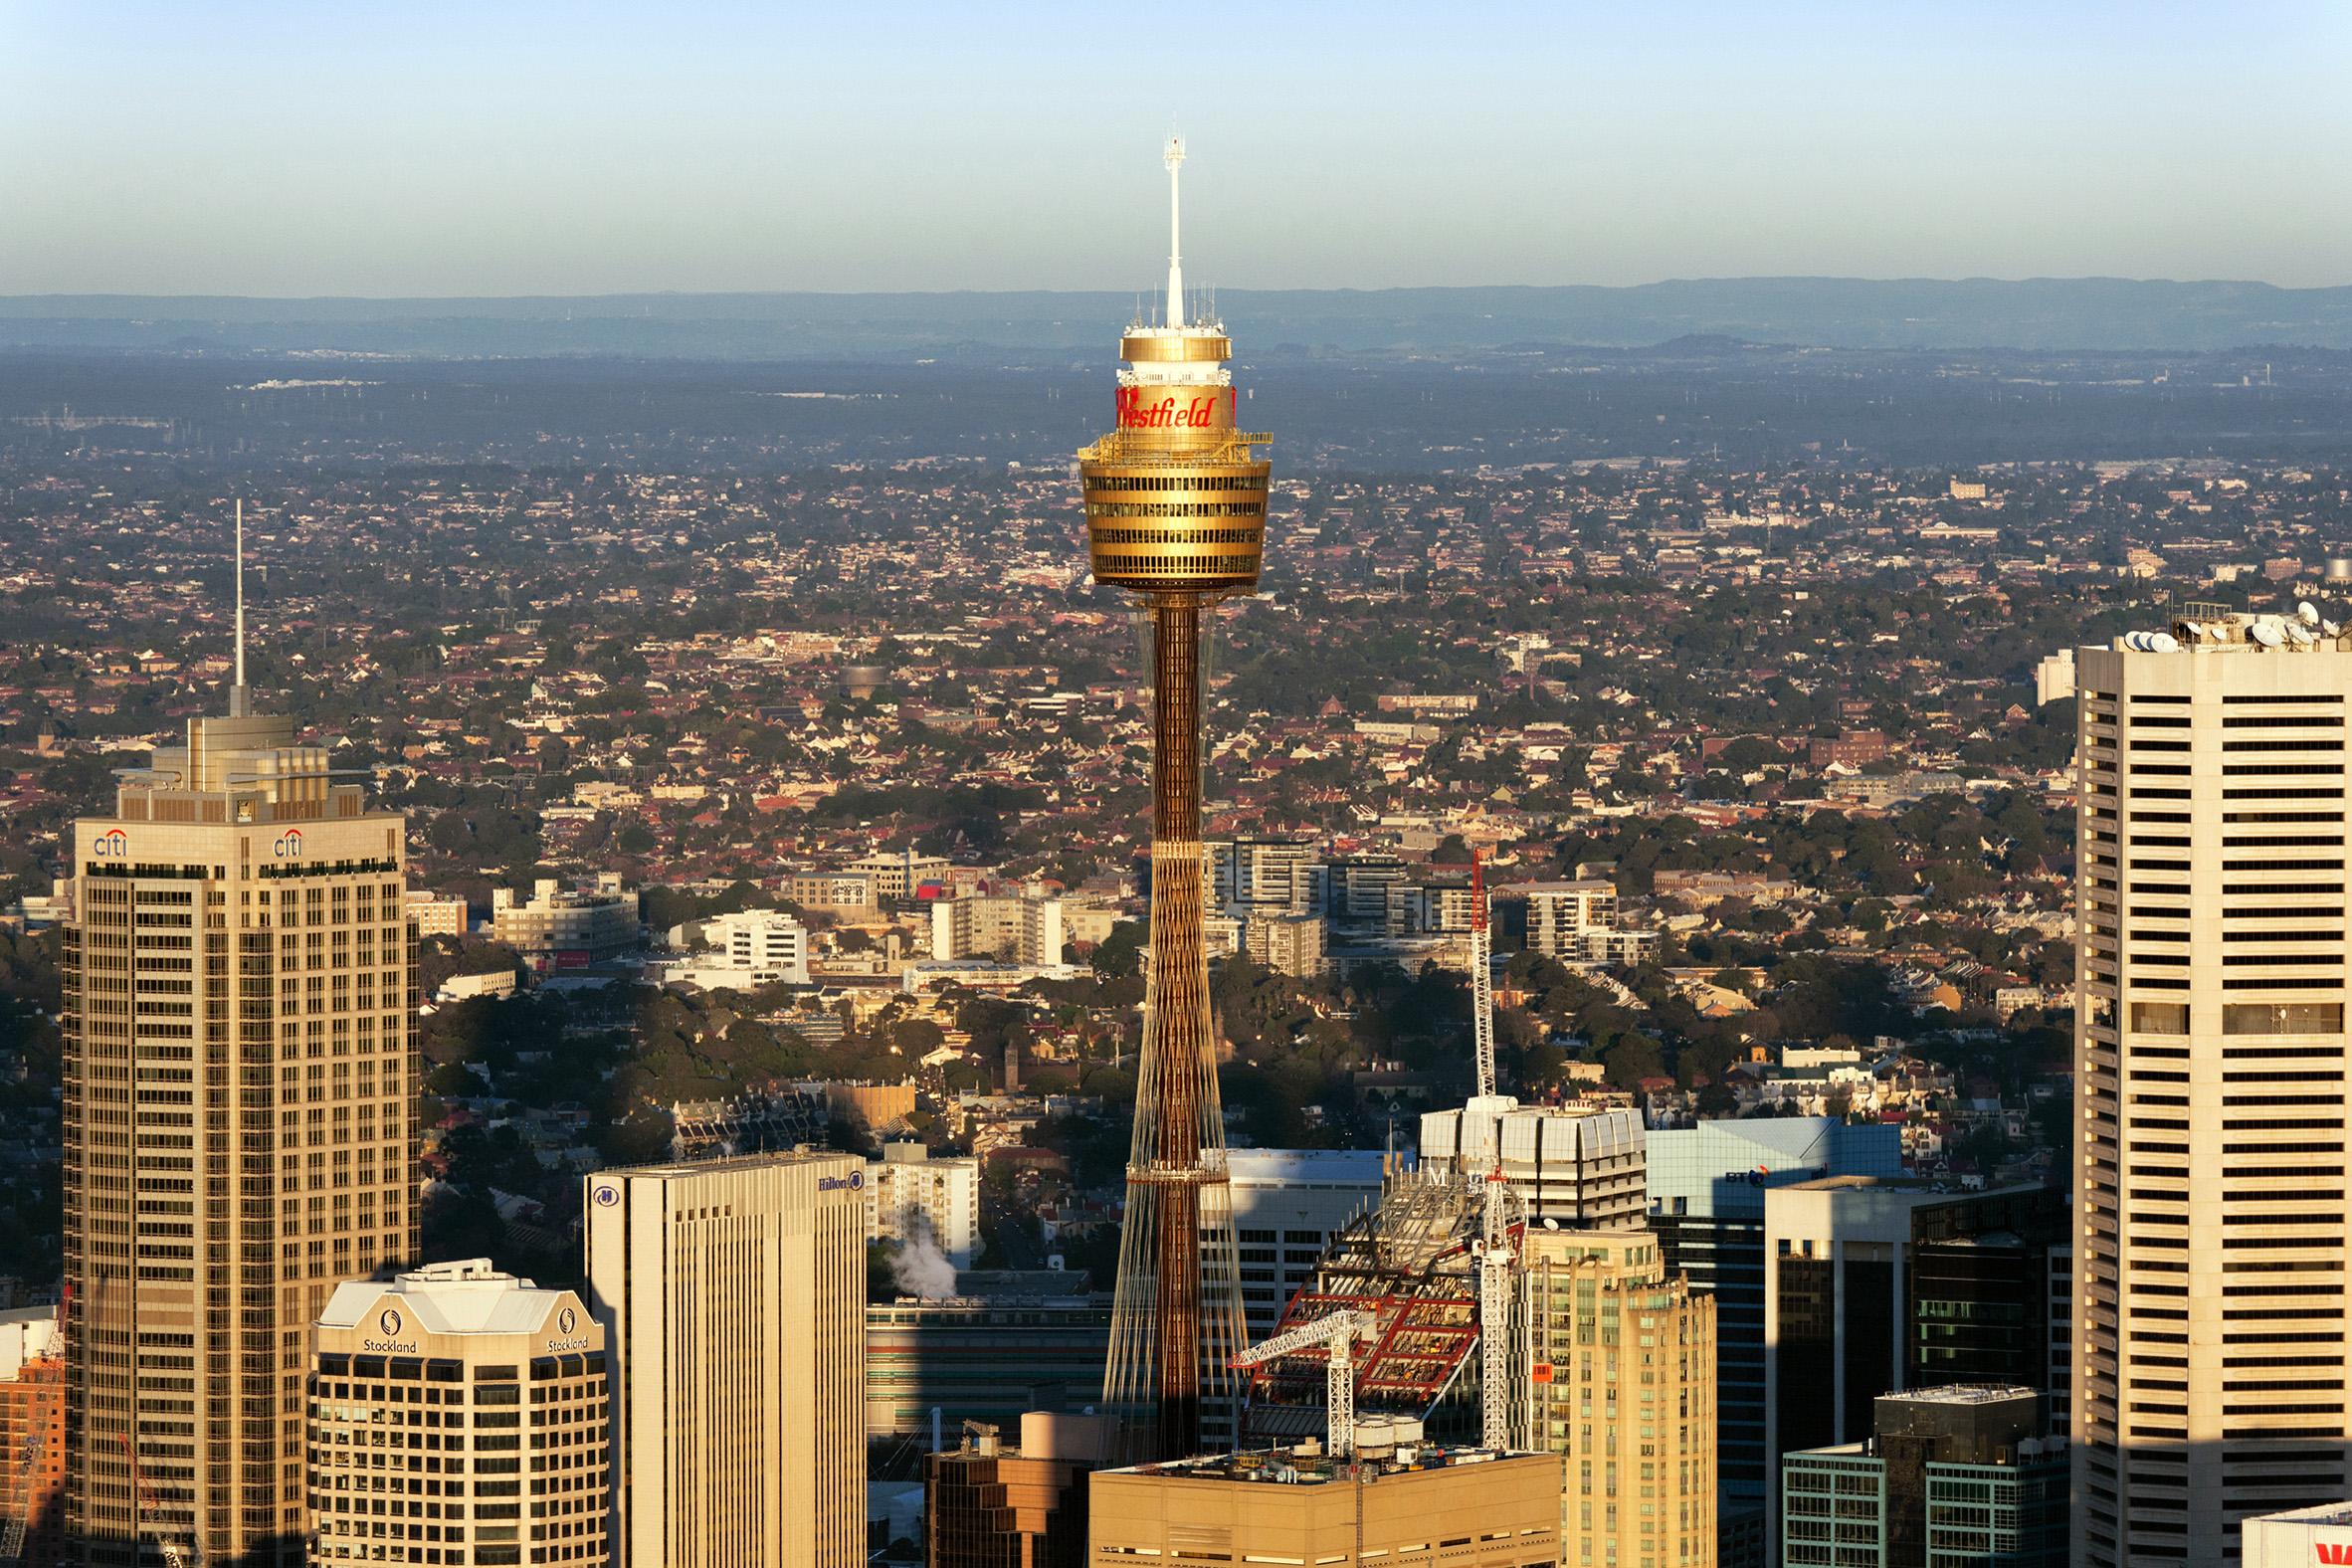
315,1258,576,1336
2247,1502,2352,1527
1887,1384,2040,1407
1112,1442,1534,1486
602,1145,861,1180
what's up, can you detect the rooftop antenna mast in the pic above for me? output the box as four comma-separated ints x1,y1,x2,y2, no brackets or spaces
230,498,249,717
1165,133,1186,331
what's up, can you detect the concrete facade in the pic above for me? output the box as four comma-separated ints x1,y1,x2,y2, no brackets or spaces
2071,629,2352,1566
584,1152,866,1568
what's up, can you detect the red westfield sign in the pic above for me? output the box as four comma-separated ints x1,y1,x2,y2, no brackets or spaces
1116,387,1231,431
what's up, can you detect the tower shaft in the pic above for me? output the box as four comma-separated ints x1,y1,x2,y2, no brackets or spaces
1087,141,1268,1462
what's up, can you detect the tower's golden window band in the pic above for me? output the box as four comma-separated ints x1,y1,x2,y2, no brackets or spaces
1088,475,1268,492
1085,502,1265,521
1089,555,1262,577
1090,529,1263,546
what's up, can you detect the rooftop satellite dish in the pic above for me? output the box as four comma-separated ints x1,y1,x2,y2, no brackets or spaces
2326,620,2342,637
2147,631,2180,653
2288,624,2316,646
2301,600,2322,626
2254,621,2287,648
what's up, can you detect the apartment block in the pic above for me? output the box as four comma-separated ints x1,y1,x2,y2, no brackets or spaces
931,894,1065,967
1520,882,1619,959
865,1141,981,1269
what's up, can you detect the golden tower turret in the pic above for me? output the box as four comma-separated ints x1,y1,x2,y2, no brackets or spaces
1085,137,1263,1465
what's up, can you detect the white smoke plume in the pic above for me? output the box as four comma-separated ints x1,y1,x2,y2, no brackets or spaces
890,1224,958,1300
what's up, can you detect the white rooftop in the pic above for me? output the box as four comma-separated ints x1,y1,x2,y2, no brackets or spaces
315,1257,572,1338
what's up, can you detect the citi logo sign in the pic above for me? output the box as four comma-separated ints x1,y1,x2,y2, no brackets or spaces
274,829,304,859
2315,1545,2352,1564
93,829,129,858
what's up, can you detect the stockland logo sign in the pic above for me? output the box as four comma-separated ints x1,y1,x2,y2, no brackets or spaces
274,828,304,859
93,829,129,858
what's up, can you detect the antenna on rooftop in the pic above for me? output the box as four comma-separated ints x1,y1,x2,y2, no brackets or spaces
1164,133,1186,331
230,498,250,717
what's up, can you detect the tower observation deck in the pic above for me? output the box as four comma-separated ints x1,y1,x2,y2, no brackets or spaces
1084,137,1265,1464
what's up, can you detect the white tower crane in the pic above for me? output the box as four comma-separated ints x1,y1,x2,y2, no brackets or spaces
1470,850,1494,1099
1227,1309,1379,1458
1478,1167,1515,1453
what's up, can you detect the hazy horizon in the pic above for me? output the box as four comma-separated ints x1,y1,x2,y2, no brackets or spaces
2,1,2346,298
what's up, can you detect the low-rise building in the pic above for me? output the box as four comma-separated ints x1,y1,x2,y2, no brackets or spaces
490,875,640,962
1243,912,1325,978
1087,1443,1558,1568
928,1412,1114,1568
406,890,470,938
662,907,812,989
1780,1387,2066,1568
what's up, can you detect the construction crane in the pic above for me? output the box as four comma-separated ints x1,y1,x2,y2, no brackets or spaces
1227,1310,1378,1459
1477,1166,1515,1453
1469,850,1495,1100
1465,851,1515,1453
119,1435,200,1568
0,1289,68,1568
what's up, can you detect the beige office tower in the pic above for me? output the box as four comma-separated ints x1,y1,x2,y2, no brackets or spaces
1521,1228,1717,1568
2072,613,2352,1568
61,684,417,1565
305,1259,607,1567
583,1153,866,1568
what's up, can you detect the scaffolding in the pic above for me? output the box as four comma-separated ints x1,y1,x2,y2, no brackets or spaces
1236,1172,1527,1449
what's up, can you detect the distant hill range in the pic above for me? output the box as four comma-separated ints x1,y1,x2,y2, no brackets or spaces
5,278,2349,358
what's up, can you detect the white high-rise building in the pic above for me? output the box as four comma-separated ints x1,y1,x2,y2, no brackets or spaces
929,894,1063,966
2071,617,2352,1567
1419,1098,1647,1229
584,1152,866,1568
864,1142,981,1270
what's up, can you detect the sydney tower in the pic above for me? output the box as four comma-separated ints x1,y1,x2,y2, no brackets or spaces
1085,137,1268,1462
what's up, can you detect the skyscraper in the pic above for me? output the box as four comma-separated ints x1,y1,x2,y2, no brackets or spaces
1082,137,1270,1463
583,1151,866,1568
61,522,417,1566
2071,613,2352,1566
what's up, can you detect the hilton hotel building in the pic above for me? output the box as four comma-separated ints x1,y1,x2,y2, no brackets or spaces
585,1152,866,1568
2072,615,2352,1566
60,700,417,1565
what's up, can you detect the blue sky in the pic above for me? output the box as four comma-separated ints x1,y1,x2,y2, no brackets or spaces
2,1,2345,296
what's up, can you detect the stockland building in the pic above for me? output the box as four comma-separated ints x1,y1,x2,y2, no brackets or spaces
305,1260,609,1566
60,690,418,1566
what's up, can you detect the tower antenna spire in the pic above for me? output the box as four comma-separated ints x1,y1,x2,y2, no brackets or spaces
1164,133,1185,330
230,498,249,717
